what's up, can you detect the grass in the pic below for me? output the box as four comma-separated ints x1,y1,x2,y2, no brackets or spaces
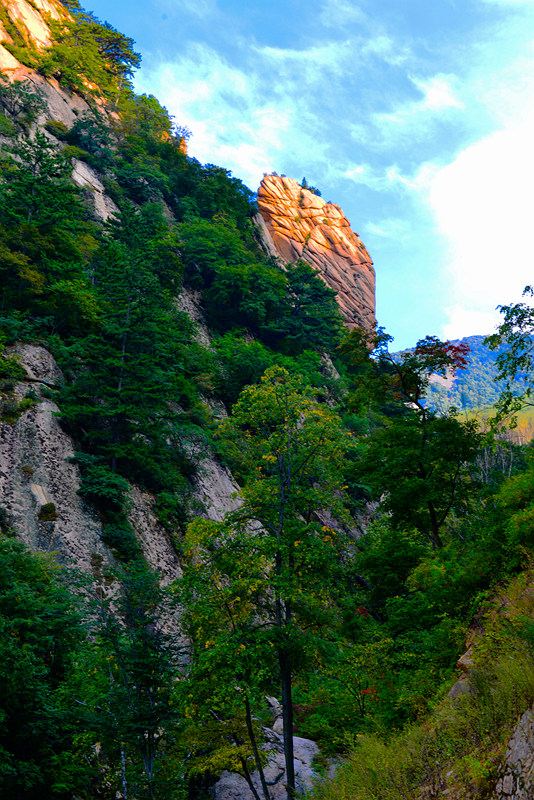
311,572,534,800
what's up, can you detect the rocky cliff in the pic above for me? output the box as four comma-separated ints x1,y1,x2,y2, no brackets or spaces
0,0,239,570
256,174,376,333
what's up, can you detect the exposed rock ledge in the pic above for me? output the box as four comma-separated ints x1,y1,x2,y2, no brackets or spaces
214,732,319,800
256,174,376,333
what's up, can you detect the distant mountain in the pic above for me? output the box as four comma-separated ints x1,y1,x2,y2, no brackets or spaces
420,335,530,412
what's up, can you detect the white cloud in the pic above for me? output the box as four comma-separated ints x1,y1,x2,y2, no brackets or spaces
424,108,534,339
365,218,410,240
361,35,410,66
442,305,501,340
410,75,464,112
318,0,366,27
370,74,464,145
155,0,216,18
255,40,351,68
135,44,329,188
343,160,440,194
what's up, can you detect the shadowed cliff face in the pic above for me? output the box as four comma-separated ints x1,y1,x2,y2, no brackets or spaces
256,173,376,333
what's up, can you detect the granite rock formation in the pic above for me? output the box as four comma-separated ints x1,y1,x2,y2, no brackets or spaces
256,174,376,333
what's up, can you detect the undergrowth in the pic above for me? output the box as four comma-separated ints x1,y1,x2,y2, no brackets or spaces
312,571,534,800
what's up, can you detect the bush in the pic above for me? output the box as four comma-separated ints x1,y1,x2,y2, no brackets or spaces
44,119,69,140
101,521,140,561
38,503,58,522
78,465,130,510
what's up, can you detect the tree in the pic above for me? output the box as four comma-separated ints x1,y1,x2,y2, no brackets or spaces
264,261,343,353
180,527,276,800
486,285,534,422
0,537,92,798
70,560,184,800
184,366,350,799
342,330,482,548
0,131,96,328
58,203,197,490
39,12,140,103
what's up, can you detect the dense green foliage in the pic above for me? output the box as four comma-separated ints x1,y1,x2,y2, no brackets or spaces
2,7,534,798
38,8,140,104
0,63,342,559
0,537,185,799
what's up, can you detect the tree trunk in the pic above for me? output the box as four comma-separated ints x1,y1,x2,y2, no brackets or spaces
244,693,271,800
239,756,263,800
279,647,295,800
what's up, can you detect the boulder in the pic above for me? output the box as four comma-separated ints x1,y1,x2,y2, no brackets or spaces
213,730,320,800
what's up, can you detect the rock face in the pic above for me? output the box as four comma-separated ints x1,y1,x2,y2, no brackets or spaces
0,344,240,575
0,0,121,222
1,0,64,55
0,345,109,572
213,696,320,800
492,705,534,800
256,174,376,333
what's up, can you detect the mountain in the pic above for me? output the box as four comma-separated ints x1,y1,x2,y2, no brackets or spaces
424,334,530,412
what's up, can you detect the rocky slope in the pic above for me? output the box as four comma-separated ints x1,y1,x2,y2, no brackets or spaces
256,173,376,333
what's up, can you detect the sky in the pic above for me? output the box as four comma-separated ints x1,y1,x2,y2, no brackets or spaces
84,0,534,349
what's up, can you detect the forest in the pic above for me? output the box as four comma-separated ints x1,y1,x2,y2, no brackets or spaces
2,3,534,798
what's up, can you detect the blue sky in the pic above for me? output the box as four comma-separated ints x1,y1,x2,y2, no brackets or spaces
85,0,534,349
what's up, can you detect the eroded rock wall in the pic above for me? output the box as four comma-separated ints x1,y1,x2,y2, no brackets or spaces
0,345,108,571
256,174,376,333
0,344,240,576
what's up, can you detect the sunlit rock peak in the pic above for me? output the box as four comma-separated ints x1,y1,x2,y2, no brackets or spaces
0,0,66,73
256,173,376,333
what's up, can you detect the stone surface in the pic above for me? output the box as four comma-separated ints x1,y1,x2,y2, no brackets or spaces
0,345,109,571
128,486,182,581
72,158,120,221
0,344,241,574
256,174,376,333
191,452,241,522
213,731,320,800
492,705,534,799
4,0,64,51
0,1,117,223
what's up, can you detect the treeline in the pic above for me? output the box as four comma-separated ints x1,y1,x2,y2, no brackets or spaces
2,15,534,799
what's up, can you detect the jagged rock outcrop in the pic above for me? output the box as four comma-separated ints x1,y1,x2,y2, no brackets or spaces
491,705,534,800
0,0,121,221
256,174,376,332
0,0,63,58
491,703,534,800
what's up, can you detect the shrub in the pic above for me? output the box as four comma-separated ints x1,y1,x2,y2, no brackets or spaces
44,119,69,140
101,521,140,561
78,464,130,510
38,502,58,522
